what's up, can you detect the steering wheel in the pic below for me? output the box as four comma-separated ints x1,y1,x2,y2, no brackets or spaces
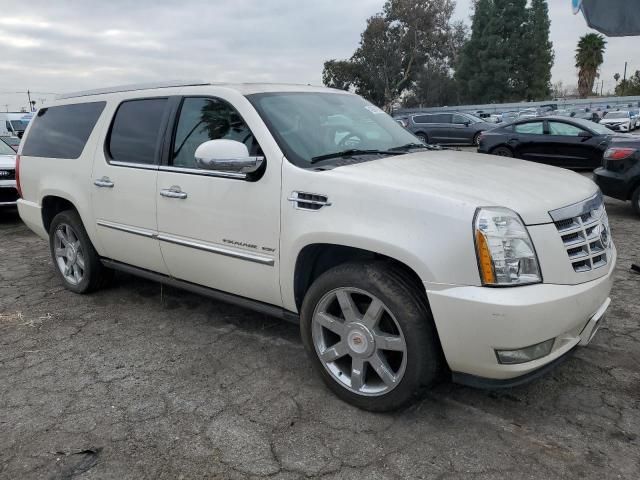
336,130,364,149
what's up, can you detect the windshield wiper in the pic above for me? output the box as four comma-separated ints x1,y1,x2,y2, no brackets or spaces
386,143,429,152
310,149,393,164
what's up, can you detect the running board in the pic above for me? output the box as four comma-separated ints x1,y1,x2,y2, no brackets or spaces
100,258,299,324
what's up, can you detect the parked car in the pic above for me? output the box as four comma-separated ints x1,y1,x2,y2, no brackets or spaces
600,111,633,132
477,116,624,169
629,110,640,130
1,135,20,152
0,112,33,138
403,111,489,145
497,111,519,124
0,137,17,207
594,140,640,216
17,82,614,411
517,108,539,119
571,109,600,123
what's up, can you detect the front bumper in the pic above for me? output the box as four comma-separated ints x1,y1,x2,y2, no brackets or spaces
0,182,18,206
426,247,616,381
603,123,629,132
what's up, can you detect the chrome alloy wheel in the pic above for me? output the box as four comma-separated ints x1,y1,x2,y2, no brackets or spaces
311,288,407,396
53,223,85,286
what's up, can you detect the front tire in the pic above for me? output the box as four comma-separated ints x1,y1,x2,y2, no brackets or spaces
300,261,443,412
415,132,428,144
492,146,514,157
632,186,640,216
49,210,112,294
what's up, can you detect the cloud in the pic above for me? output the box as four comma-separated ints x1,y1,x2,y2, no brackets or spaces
0,0,634,111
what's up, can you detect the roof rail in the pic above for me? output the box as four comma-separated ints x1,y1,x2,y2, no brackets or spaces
57,80,210,100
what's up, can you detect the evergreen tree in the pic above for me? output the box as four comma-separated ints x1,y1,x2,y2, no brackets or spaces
456,0,554,103
525,0,554,100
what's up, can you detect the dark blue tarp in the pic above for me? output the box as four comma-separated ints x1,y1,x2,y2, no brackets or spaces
577,0,640,37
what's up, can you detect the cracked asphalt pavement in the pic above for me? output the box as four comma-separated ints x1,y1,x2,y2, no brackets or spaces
1,197,639,480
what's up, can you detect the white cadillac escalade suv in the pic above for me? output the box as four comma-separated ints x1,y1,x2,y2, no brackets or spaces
16,82,615,411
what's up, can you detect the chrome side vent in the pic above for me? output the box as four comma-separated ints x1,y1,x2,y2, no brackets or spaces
288,191,331,211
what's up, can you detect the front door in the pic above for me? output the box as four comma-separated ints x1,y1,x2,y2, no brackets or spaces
542,121,601,168
91,97,170,274
156,95,282,306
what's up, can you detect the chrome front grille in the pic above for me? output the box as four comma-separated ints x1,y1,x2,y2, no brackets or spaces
550,192,611,273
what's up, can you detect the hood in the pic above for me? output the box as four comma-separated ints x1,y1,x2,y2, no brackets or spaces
327,150,598,225
0,154,16,169
600,117,629,124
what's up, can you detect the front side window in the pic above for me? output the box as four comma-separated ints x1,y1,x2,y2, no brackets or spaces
108,98,167,165
514,122,544,135
548,122,585,136
21,102,106,159
248,92,420,168
413,115,433,124
452,114,468,125
171,97,258,169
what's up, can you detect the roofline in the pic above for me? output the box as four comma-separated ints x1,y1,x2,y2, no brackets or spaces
57,80,210,100
57,81,335,100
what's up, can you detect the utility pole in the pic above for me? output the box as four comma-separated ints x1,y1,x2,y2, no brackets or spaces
600,80,604,96
27,89,32,112
622,62,628,96
3,104,8,112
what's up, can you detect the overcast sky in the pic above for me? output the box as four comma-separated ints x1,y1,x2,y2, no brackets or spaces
0,0,634,111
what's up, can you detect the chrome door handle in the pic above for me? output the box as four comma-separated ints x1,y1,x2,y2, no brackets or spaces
94,177,114,188
160,186,188,199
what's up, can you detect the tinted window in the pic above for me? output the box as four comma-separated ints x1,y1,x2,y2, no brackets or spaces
452,114,468,125
21,102,105,159
172,97,259,169
548,122,585,136
514,122,544,135
432,114,452,123
413,115,433,124
108,98,167,164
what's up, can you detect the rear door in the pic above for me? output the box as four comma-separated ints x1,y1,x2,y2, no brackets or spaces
91,97,172,274
511,121,547,161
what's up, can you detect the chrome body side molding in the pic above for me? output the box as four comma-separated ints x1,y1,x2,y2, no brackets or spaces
100,258,298,323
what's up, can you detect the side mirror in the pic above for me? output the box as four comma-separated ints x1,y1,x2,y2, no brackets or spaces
578,131,592,139
194,140,264,179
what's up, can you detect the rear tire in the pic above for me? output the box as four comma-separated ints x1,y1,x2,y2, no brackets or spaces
632,186,640,216
49,210,113,294
473,132,481,146
415,132,428,144
492,146,514,158
300,261,443,412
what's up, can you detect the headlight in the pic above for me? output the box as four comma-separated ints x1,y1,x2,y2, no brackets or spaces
474,207,541,286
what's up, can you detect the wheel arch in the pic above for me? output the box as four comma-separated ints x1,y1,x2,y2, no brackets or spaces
293,243,427,313
41,194,79,233
489,144,515,156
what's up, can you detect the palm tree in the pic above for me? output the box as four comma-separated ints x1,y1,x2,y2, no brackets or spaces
575,33,607,98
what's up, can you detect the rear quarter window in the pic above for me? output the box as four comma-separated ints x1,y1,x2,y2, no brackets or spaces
21,102,106,159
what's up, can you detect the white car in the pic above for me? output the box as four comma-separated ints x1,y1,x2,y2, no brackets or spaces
16,82,615,411
0,138,17,207
600,111,633,132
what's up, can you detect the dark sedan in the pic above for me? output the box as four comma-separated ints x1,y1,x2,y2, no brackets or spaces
477,116,626,169
594,139,640,216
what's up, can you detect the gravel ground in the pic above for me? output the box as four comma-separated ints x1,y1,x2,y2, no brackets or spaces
1,195,639,480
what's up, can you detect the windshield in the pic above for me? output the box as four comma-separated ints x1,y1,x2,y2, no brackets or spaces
0,138,15,155
605,112,629,119
247,92,421,167
570,118,614,135
9,119,30,131
464,113,485,123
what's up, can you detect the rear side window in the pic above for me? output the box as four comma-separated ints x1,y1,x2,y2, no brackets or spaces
108,98,167,165
21,102,105,159
413,115,432,124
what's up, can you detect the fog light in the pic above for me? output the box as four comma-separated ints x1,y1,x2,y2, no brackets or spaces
495,339,555,365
